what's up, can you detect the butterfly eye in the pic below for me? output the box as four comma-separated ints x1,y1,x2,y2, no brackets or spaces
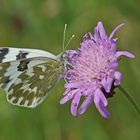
62,51,68,61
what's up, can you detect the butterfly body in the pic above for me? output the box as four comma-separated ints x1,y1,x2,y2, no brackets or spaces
0,47,66,108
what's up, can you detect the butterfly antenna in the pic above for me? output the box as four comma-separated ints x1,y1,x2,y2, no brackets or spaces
62,24,67,52
62,24,75,52
64,34,75,50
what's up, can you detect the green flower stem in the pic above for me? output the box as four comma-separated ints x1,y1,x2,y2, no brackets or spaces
118,85,140,116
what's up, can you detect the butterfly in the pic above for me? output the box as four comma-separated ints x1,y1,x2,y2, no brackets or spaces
0,24,74,108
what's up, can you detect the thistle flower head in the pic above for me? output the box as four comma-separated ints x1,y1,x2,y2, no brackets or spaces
60,22,135,118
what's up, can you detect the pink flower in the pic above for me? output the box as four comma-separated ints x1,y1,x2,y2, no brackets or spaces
60,22,135,118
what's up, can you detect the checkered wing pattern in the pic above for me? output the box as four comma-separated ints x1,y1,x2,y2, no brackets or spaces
0,48,63,108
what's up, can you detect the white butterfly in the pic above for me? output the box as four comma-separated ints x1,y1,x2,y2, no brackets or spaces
0,24,74,108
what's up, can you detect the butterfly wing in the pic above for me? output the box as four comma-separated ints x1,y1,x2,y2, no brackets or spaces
0,48,64,108
0,47,57,63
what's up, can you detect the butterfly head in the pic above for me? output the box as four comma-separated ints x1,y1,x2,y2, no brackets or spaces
57,51,68,65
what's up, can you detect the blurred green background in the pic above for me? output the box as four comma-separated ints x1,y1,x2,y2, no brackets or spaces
0,0,139,140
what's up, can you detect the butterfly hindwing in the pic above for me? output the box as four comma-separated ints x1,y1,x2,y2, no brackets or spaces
0,57,64,108
0,58,47,91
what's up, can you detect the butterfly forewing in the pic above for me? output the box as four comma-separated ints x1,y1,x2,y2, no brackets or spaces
0,47,57,63
0,48,64,108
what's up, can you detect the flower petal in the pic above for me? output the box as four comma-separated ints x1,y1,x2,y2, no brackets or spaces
110,40,117,53
71,92,82,116
95,88,108,106
101,76,113,93
94,98,110,118
63,89,70,95
60,93,74,104
94,89,110,118
60,89,78,104
114,71,122,86
109,23,124,40
89,32,96,43
78,96,92,115
109,62,118,69
97,22,107,40
116,51,135,58
83,33,88,41
65,82,82,89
